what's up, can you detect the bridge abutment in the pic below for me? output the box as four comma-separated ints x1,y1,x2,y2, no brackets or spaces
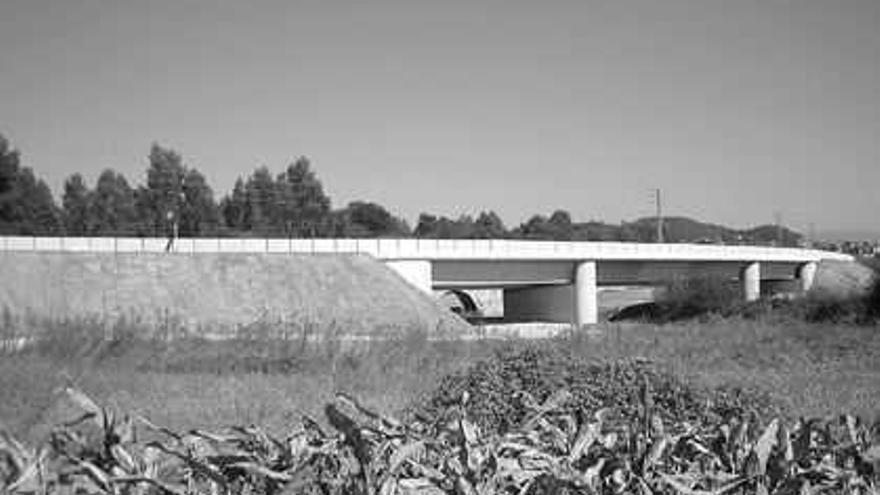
385,260,433,293
740,262,761,301
574,261,598,326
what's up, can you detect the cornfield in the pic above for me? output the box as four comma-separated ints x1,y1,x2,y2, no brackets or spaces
2,380,879,495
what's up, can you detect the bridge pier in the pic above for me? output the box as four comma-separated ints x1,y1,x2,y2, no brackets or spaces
797,261,818,293
385,260,433,293
740,262,761,301
574,261,598,326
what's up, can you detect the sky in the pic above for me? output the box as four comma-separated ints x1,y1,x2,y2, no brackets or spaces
1,0,878,237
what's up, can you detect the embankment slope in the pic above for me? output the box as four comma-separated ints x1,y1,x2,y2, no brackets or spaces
811,258,877,298
0,252,469,336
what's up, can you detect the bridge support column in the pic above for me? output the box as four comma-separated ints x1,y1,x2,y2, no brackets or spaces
574,261,598,326
385,260,433,294
740,262,761,302
797,262,818,293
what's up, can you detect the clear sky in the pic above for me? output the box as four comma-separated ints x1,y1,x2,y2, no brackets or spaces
1,0,878,236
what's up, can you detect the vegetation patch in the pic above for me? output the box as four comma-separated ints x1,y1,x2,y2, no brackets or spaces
611,260,880,325
414,346,781,436
2,381,878,494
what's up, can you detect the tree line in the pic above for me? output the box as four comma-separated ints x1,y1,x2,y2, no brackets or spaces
0,134,801,244
1,135,412,238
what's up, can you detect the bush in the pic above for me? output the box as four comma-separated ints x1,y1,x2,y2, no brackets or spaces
413,345,781,435
652,274,742,322
615,268,880,325
866,273,880,320
765,269,880,325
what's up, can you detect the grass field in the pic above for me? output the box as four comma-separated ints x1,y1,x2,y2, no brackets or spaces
2,314,879,445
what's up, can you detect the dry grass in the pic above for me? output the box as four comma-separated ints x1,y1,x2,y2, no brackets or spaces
2,314,879,446
567,318,880,420
0,326,496,442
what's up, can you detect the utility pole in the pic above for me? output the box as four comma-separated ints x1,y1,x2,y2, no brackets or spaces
655,188,664,243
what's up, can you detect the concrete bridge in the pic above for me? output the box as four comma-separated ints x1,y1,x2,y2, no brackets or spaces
0,236,852,326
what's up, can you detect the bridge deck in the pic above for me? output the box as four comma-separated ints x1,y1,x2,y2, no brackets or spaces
0,237,852,263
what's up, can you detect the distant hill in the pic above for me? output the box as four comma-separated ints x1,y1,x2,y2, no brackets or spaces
568,216,803,246
816,229,880,242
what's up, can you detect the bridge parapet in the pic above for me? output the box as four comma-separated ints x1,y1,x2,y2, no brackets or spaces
0,236,853,263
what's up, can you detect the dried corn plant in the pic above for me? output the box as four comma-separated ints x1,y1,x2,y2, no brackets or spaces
2,382,879,495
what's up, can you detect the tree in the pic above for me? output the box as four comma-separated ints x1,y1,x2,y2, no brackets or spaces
220,178,247,232
273,157,331,236
414,213,439,237
0,135,19,197
473,211,507,238
143,144,186,236
23,169,63,234
414,213,464,238
0,167,63,235
0,136,21,229
244,166,276,234
547,209,573,240
516,214,550,239
415,212,489,238
180,168,219,236
89,169,137,235
62,173,91,235
339,201,409,237
513,210,573,240
0,136,62,235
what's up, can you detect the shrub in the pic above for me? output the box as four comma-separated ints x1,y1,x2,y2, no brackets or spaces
413,345,781,435
765,270,880,325
653,274,742,322
617,268,880,325
865,273,880,321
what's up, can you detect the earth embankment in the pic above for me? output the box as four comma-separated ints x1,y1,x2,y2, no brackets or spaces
0,252,469,336
811,258,877,298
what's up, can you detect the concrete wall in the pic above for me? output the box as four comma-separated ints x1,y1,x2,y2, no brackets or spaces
385,260,433,293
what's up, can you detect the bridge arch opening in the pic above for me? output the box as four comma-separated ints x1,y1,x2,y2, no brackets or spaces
437,289,481,317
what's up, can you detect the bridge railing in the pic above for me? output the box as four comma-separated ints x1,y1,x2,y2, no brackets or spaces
0,236,852,262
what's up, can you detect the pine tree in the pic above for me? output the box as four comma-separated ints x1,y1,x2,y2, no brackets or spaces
62,173,91,235
89,169,137,235
274,157,332,237
180,168,219,236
